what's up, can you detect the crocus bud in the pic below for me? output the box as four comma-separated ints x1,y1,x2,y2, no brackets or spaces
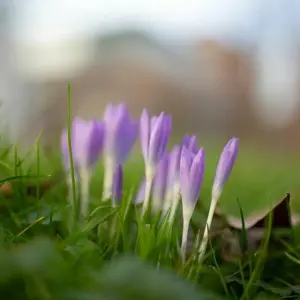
180,146,205,261
112,164,123,205
102,103,138,200
140,109,172,215
198,137,239,262
212,137,239,202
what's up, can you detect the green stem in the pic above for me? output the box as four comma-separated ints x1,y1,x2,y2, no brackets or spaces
181,218,190,263
198,197,218,262
67,83,78,227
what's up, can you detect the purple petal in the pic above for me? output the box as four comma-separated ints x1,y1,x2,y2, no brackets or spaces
157,115,172,159
112,164,123,204
152,153,169,207
182,135,190,146
115,117,138,164
104,103,138,164
167,145,181,187
189,148,205,204
103,103,115,123
182,135,198,154
140,109,150,160
180,146,193,205
103,103,126,151
214,137,239,188
150,116,158,132
87,119,105,166
61,118,104,171
72,119,96,167
148,112,165,165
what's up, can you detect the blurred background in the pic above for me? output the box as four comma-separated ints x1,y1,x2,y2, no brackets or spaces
1,0,300,151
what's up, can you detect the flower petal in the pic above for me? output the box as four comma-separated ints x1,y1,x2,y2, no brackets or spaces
182,135,198,154
167,145,181,187
115,116,138,164
152,153,169,210
214,137,239,189
87,119,105,166
180,146,193,204
157,115,172,159
189,148,205,204
72,119,94,167
148,112,165,165
104,103,138,164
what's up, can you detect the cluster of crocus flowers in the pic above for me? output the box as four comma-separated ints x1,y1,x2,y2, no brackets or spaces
60,102,239,262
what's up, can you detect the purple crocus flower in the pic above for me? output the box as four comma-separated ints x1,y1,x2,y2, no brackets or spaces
60,118,105,217
212,137,239,202
180,146,205,261
112,164,123,205
198,137,239,262
140,109,172,215
102,103,138,200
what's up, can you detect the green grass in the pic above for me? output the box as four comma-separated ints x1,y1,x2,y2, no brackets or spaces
0,140,299,299
1,85,300,299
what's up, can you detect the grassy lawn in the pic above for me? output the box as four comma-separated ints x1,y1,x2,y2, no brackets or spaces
0,139,299,300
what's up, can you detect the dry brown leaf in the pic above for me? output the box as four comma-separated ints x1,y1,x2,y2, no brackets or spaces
0,171,66,199
217,193,291,230
216,194,292,262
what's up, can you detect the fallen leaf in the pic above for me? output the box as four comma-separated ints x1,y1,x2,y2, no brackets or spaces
0,171,66,199
219,193,291,230
215,194,293,262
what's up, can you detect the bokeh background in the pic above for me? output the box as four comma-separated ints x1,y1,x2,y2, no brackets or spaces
1,0,300,152
1,1,300,216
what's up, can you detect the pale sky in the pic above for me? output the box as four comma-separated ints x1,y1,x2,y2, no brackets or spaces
13,0,261,44
4,0,300,129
